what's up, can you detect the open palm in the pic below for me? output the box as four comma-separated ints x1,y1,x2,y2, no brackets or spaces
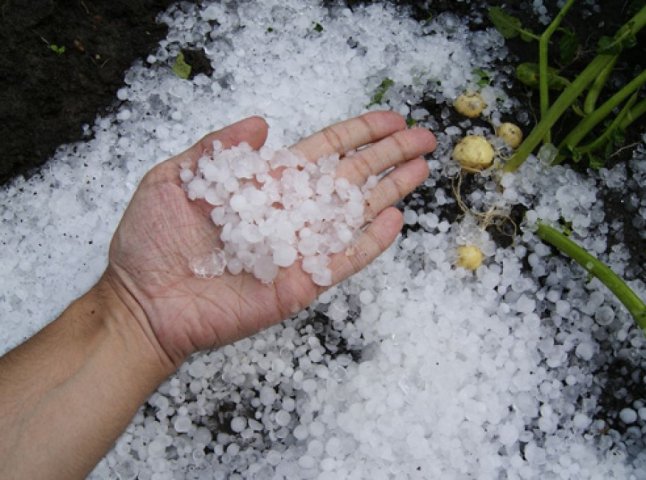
105,112,436,366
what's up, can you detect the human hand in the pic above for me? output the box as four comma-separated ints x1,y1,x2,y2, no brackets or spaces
103,112,436,370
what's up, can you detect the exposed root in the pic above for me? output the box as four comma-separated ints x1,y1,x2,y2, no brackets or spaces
451,171,517,238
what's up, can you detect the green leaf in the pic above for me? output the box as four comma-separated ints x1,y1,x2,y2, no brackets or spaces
558,27,579,65
406,118,417,127
516,63,570,90
587,154,604,169
488,7,536,41
569,146,583,163
515,63,539,87
558,218,573,236
610,127,626,145
597,35,615,53
367,78,394,107
488,7,521,38
472,67,492,87
520,30,536,42
604,127,626,157
49,44,65,55
597,30,637,54
172,52,192,80
628,0,646,16
570,102,586,117
313,22,323,33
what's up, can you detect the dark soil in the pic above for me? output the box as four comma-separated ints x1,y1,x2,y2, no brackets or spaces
0,0,176,185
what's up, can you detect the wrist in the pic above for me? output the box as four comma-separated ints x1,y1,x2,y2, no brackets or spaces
0,272,177,480
94,270,178,379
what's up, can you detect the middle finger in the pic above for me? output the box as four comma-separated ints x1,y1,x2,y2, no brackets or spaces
336,128,436,185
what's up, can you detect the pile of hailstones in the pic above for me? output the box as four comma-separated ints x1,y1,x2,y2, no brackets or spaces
181,142,375,286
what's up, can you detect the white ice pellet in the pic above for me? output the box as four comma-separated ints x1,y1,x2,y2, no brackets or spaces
302,378,317,393
575,342,594,361
275,410,291,427
266,450,283,466
638,407,646,421
173,415,192,433
358,290,374,305
620,408,638,424
231,417,247,433
298,455,316,469
253,256,279,283
595,305,615,326
187,360,206,378
555,300,571,316
411,108,429,120
572,413,591,429
260,386,277,406
182,144,373,285
189,250,226,278
515,294,536,314
309,421,325,437
179,168,194,183
293,425,309,441
311,268,333,287
403,209,418,225
282,397,295,412
498,423,518,446
272,245,298,267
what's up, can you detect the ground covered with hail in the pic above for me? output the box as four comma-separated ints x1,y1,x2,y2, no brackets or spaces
1,1,646,479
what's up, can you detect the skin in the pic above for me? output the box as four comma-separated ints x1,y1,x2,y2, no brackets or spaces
0,111,436,479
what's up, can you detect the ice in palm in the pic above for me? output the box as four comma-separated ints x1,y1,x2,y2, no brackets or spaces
182,142,373,286
0,0,645,478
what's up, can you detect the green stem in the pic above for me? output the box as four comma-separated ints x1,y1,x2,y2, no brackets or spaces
504,54,614,172
556,68,646,161
539,0,576,143
599,5,646,54
575,92,638,154
504,5,646,172
583,55,618,114
620,97,646,129
536,222,646,331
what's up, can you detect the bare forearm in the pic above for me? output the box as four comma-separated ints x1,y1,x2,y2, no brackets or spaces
0,274,173,480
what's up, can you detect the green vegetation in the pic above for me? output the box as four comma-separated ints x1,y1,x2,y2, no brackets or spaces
172,52,192,80
487,4,646,332
472,68,492,87
49,44,66,55
536,223,646,331
488,7,539,42
487,4,646,172
367,78,394,107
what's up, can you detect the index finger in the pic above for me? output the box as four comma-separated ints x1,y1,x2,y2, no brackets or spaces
291,111,407,160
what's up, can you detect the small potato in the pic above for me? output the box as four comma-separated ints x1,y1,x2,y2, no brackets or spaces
452,135,494,171
456,245,484,270
497,123,523,149
454,92,487,118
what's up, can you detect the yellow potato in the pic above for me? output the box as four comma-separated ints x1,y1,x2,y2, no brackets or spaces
497,123,523,149
452,135,494,171
456,245,484,270
454,92,487,118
